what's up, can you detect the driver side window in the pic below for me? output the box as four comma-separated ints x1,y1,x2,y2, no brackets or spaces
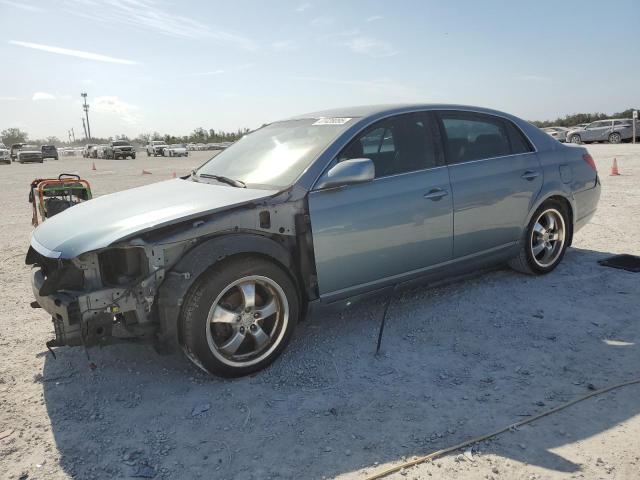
338,113,437,178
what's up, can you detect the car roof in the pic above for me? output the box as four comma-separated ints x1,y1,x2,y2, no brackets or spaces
288,103,523,121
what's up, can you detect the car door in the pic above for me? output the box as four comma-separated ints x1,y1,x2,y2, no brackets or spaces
436,111,543,259
308,112,453,299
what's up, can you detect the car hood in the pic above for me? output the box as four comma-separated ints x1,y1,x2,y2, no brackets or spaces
31,178,277,259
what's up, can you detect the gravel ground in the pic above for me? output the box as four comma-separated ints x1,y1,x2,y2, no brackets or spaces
0,145,638,480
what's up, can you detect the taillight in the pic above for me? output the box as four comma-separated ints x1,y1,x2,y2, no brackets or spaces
582,153,597,172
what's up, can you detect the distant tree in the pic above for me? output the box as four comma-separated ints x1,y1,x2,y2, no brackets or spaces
46,136,60,144
1,127,28,145
531,107,639,128
151,131,162,140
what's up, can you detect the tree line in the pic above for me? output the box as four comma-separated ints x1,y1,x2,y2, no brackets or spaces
0,126,252,148
530,108,638,128
3,108,638,146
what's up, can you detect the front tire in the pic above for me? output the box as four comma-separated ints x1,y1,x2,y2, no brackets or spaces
180,256,299,377
569,134,581,144
509,200,570,275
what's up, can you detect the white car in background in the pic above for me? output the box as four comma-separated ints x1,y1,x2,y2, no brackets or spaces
542,126,570,143
162,143,188,157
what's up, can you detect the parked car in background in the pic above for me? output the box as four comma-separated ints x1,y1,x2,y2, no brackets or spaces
566,119,637,144
82,144,95,158
27,104,600,377
162,143,188,157
16,144,43,163
542,127,569,143
105,140,136,159
0,144,10,164
147,140,168,156
10,143,26,161
41,145,59,160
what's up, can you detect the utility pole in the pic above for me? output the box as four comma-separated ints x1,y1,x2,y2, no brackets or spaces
68,130,72,143
82,117,88,140
633,110,638,144
81,92,91,140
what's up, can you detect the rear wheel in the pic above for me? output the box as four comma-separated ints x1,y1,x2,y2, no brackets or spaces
180,256,299,377
608,132,621,144
509,200,570,275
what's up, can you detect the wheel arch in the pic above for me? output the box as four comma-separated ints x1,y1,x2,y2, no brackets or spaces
156,233,300,348
527,192,575,246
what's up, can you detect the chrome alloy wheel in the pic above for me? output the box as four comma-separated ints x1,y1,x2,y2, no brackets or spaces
609,132,621,144
205,275,289,367
530,208,566,268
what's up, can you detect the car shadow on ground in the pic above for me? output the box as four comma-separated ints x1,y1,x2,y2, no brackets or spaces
41,246,640,479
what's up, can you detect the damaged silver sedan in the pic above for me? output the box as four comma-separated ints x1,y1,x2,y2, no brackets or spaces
27,104,600,377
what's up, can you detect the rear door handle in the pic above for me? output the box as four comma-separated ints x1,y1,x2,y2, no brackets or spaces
521,170,540,181
423,188,448,201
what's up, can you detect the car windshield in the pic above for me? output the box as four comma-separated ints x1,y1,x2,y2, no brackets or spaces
196,118,353,188
113,141,130,146
42,145,56,150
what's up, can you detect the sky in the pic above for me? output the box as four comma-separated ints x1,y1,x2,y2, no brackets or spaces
1,0,639,141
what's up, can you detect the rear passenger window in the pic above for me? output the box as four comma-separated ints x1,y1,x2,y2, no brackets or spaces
505,121,534,154
439,113,511,164
339,113,437,178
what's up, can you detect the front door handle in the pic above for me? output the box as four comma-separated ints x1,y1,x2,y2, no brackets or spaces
521,170,540,181
423,188,448,201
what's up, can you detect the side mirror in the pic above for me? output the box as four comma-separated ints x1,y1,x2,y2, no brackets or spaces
315,158,375,190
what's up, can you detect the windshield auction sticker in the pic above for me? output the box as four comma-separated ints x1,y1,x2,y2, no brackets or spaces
312,117,352,125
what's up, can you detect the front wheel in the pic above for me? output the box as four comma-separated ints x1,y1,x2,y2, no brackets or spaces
180,256,299,377
569,135,581,144
509,200,570,275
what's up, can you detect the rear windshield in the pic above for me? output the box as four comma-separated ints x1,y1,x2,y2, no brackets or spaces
42,145,56,150
112,141,131,146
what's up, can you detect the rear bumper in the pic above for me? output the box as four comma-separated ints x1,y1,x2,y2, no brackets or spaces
574,177,601,234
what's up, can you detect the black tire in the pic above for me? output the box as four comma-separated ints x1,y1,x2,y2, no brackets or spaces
569,135,581,144
509,199,570,275
180,255,299,377
608,132,621,144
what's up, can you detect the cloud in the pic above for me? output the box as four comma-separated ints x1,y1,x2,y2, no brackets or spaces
516,75,553,84
65,0,258,50
344,36,397,58
310,16,333,27
9,40,139,64
365,15,383,22
93,96,141,125
271,41,299,52
0,0,45,12
296,3,310,12
183,63,253,77
291,76,416,97
32,92,56,101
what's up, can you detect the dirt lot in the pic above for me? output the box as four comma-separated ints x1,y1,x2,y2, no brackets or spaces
0,146,638,480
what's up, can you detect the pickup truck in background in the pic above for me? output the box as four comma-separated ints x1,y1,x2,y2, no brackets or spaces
105,140,136,159
146,140,168,157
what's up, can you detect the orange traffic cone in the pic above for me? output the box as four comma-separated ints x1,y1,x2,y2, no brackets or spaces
142,169,152,175
92,162,96,171
610,158,620,176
